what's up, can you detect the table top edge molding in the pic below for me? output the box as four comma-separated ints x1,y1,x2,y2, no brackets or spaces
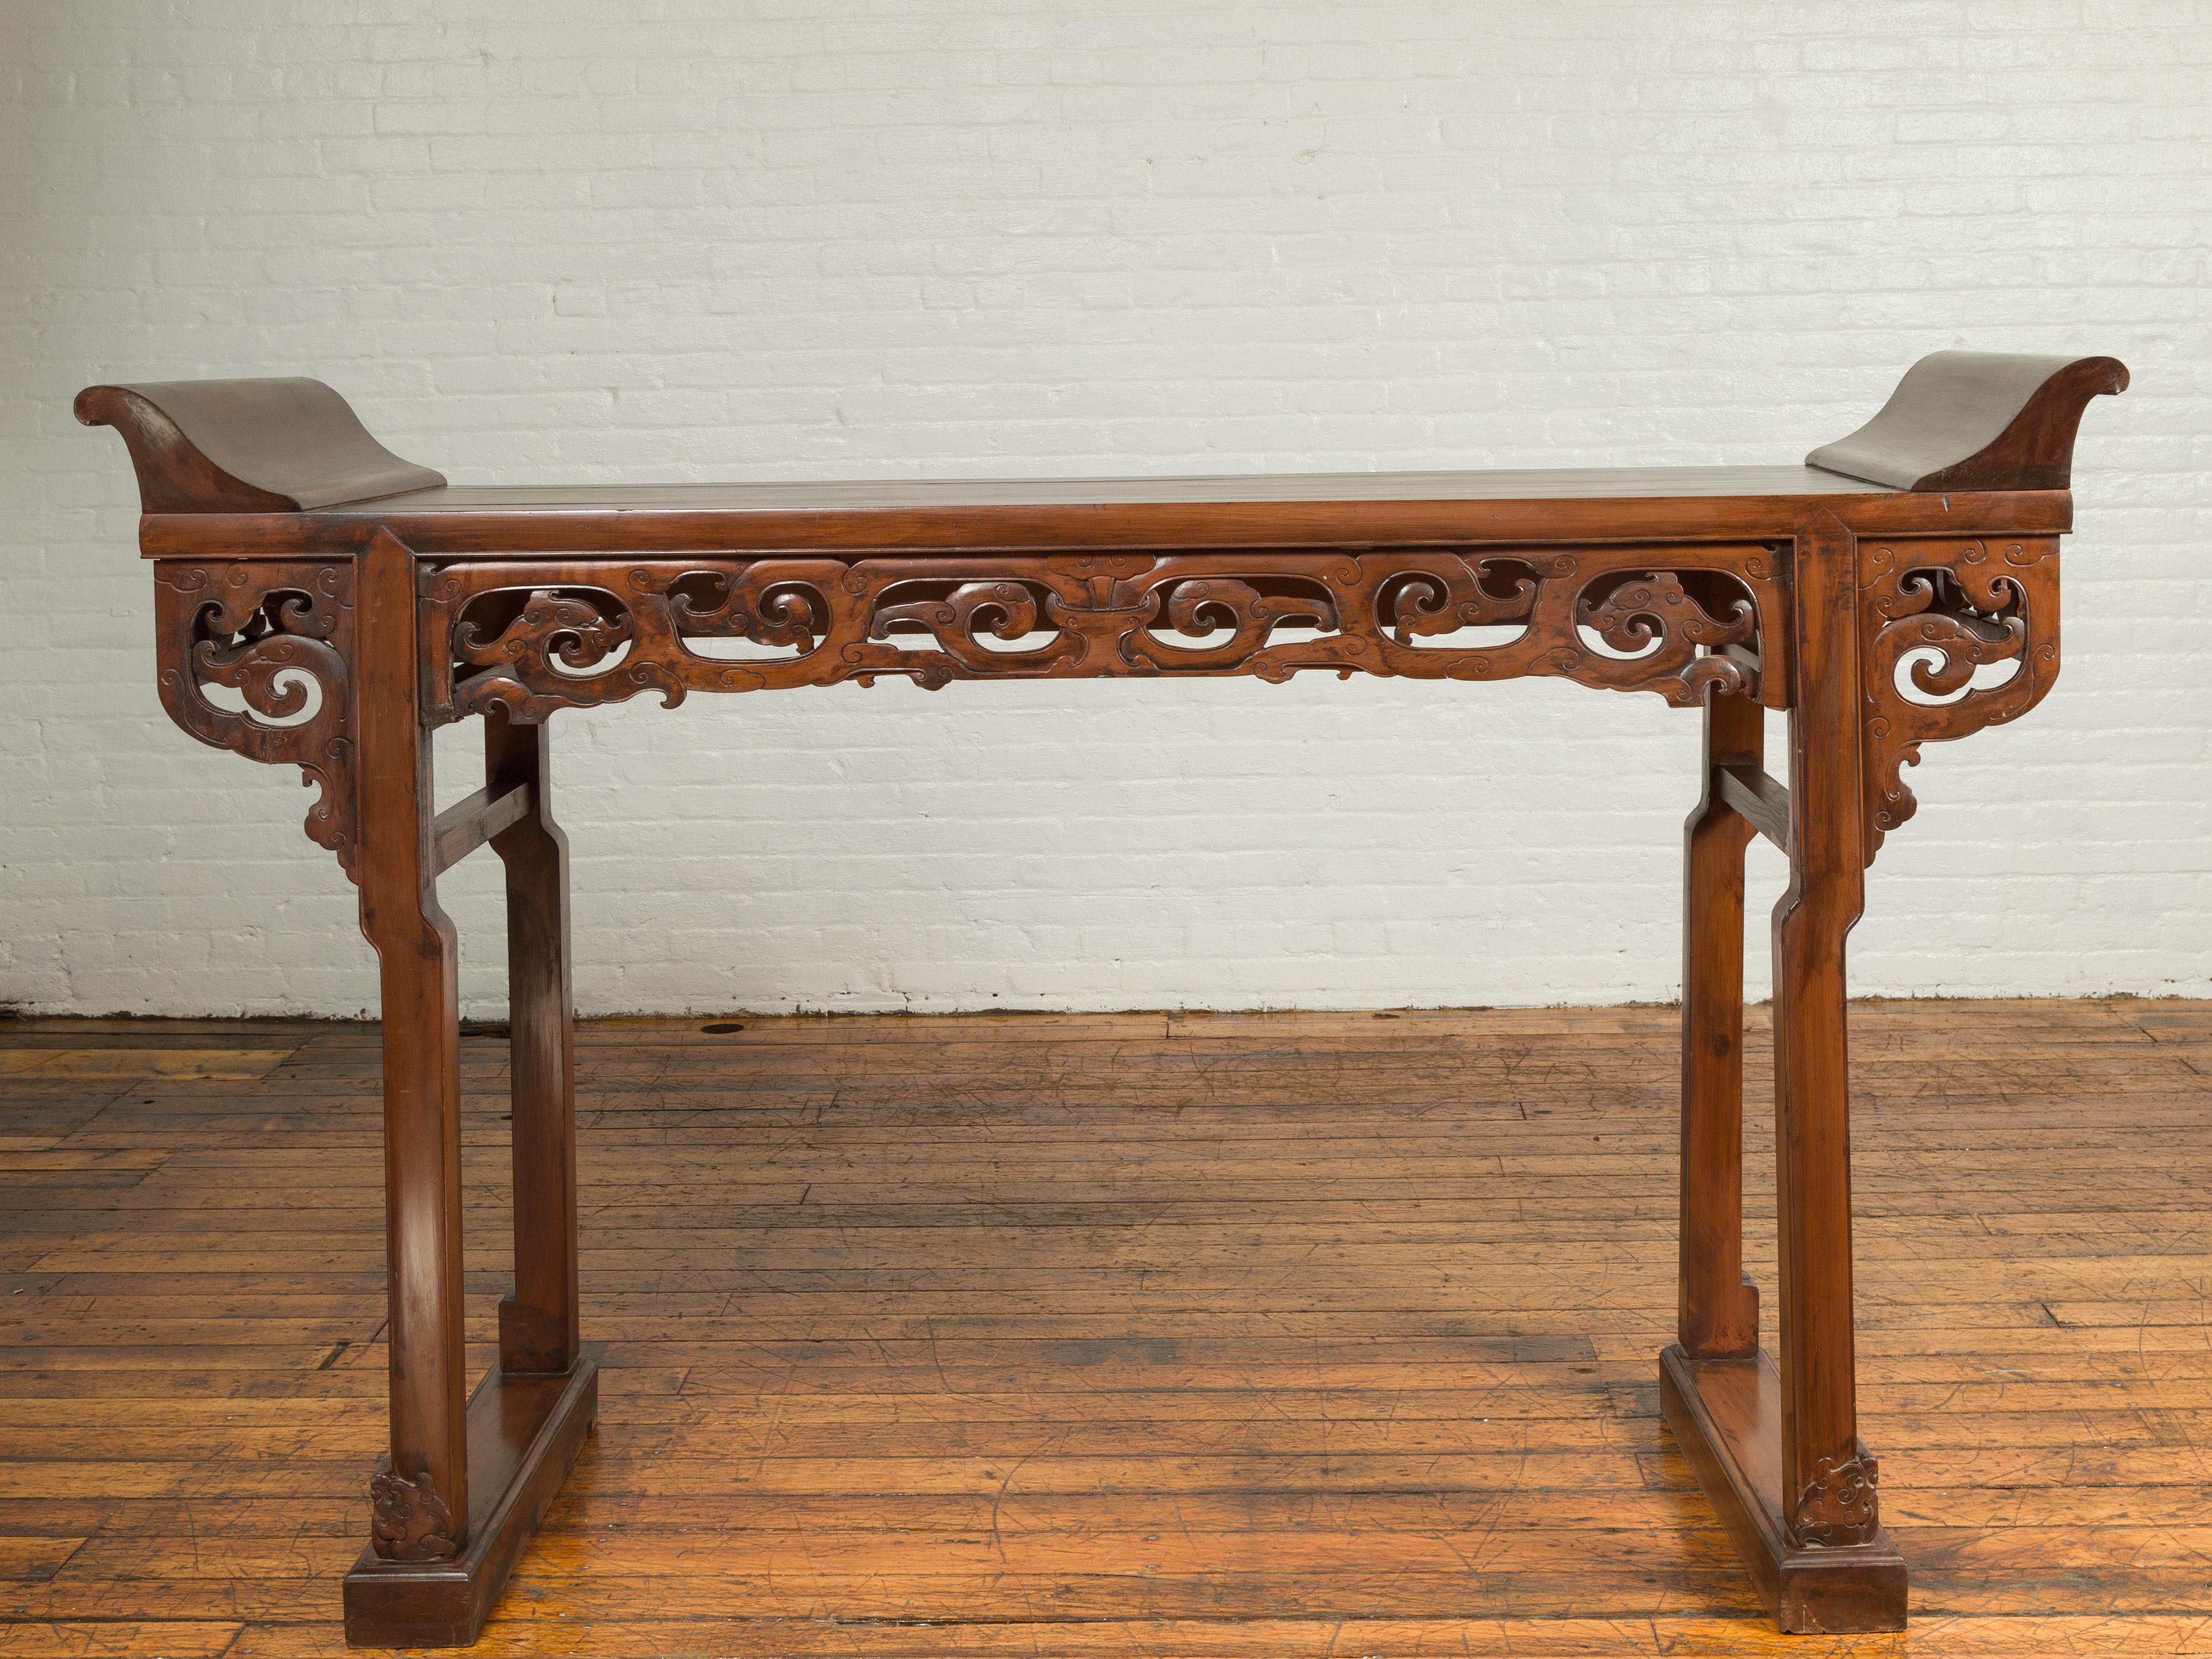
128,487,2078,562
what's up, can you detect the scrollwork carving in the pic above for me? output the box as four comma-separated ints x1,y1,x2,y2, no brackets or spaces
1859,538,2059,859
369,1463,461,1561
420,547,1785,725
1568,569,1758,703
1793,1445,1880,1548
153,561,358,879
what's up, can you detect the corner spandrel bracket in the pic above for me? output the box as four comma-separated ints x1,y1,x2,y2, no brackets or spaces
153,560,361,881
1858,536,2061,864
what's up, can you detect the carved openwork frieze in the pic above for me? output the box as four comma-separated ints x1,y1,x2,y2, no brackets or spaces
418,548,1786,725
1793,1444,1880,1548
152,560,359,879
1858,538,2060,860
368,1463,461,1561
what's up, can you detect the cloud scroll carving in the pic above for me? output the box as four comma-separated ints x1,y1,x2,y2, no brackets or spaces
419,548,1782,725
1859,538,2060,861
153,560,359,879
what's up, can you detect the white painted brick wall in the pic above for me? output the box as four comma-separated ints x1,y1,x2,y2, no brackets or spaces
2,0,2206,1018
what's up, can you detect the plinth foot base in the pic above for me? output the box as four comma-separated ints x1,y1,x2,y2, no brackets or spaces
1659,1343,1906,1634
343,1356,598,1648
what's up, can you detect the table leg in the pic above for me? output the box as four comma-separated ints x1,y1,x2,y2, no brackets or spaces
353,533,469,1567
1660,514,1906,1633
342,533,597,1648
487,709,581,1374
1679,684,1761,1360
1772,510,1876,1559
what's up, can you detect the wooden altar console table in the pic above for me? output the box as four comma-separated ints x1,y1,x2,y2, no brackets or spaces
77,352,2126,1645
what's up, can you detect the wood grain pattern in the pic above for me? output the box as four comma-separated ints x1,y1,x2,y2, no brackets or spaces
1771,512,1876,1554
484,707,581,1379
2,1001,2209,1656
70,357,2132,1645
352,530,469,1564
428,781,533,880
1677,686,1762,1363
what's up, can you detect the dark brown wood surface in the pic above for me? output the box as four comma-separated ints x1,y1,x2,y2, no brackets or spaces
2,1000,2209,1656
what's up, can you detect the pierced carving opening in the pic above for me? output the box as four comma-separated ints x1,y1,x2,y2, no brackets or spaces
1377,559,1539,650
1860,538,2059,859
153,562,358,877
197,670,325,727
958,629,1064,654
1140,575,1337,659
669,568,829,661
552,637,629,676
178,586,351,734
1576,623,1660,662
454,587,635,682
1397,623,1529,650
855,578,1089,676
679,634,808,661
1576,570,1756,663
873,578,1065,657
1893,649,2023,706
1879,566,2030,707
425,547,1777,721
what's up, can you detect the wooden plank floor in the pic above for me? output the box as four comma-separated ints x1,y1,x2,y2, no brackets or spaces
3,1000,2211,1657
